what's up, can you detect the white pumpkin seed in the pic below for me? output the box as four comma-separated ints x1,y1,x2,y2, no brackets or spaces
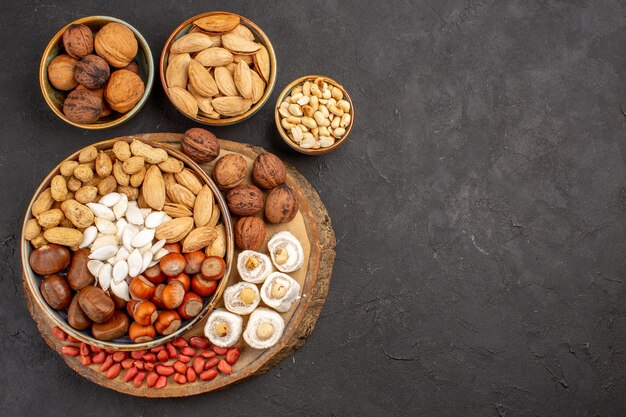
150,239,166,254
114,247,130,263
79,226,98,248
92,235,118,250
141,251,153,273
113,260,129,284
99,193,121,207
127,248,143,277
153,248,169,261
98,263,112,291
145,212,166,229
86,203,116,221
110,279,130,301
87,260,104,278
113,193,128,219
131,228,155,248
126,205,144,225
95,218,117,235
116,218,128,239
90,245,118,261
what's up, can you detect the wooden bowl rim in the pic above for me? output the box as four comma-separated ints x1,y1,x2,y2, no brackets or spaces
39,16,155,130
274,75,355,155
159,11,277,126
21,138,234,350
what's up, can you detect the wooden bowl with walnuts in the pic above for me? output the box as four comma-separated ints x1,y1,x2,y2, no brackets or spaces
39,16,154,130
160,11,277,126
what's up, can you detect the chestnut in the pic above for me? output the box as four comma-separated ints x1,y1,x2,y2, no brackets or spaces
154,310,181,335
91,311,129,341
162,281,185,309
184,251,206,275
128,322,156,343
66,249,94,291
191,274,218,297
151,284,166,309
29,244,70,275
67,294,92,330
109,290,128,310
133,301,158,326
40,274,72,310
129,276,156,300
144,264,166,285
200,256,226,281
163,242,182,253
177,292,203,319
160,253,186,277
78,286,115,324
168,273,191,292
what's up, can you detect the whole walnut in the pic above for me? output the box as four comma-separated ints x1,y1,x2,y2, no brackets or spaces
63,24,94,59
74,54,110,89
234,216,266,250
227,184,264,216
264,184,299,224
182,128,220,163
47,54,79,91
104,70,144,113
212,153,247,190
94,22,138,68
63,88,103,123
252,152,286,189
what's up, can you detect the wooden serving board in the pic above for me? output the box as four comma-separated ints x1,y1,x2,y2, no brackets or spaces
23,133,336,397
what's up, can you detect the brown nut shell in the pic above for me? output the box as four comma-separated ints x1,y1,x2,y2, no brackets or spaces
63,24,94,59
181,128,220,163
74,54,110,89
234,216,266,250
252,153,286,189
66,249,95,291
227,184,264,216
91,311,130,341
47,55,79,91
40,274,72,310
104,70,145,113
67,294,92,330
264,184,299,224
212,153,247,190
29,244,70,275
63,88,103,123
78,286,115,324
94,22,138,68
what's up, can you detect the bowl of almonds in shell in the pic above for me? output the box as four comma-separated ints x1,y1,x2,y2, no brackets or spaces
160,11,277,125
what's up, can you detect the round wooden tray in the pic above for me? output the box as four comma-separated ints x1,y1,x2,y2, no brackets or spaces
23,133,336,397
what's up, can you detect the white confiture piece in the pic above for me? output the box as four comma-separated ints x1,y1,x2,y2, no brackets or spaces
204,309,243,348
89,245,118,261
243,308,285,350
99,192,121,207
110,279,130,301
98,263,112,291
79,226,98,248
87,260,103,278
131,228,155,248
224,282,260,315
260,272,301,313
237,251,273,284
112,260,129,284
113,193,128,220
267,231,304,273
127,248,143,277
95,218,117,235
86,203,116,221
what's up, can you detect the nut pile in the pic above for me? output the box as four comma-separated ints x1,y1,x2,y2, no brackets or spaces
165,12,271,119
55,330,241,387
278,77,351,149
47,22,145,124
26,138,227,342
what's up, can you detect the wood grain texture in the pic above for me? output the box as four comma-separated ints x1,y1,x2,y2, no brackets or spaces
23,133,336,397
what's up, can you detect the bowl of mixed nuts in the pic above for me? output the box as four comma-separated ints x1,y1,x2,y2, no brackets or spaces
39,16,154,129
275,75,354,155
21,138,233,350
160,11,277,125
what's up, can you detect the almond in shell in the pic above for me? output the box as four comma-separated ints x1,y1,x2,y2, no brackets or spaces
234,61,254,100
182,226,218,253
167,183,196,209
205,223,226,257
250,70,266,104
142,165,166,210
168,87,198,117
175,169,203,195
212,96,252,117
194,14,240,33
163,203,193,218
193,185,214,227
253,44,271,83
166,53,191,89
158,157,185,174
188,84,220,118
214,66,239,97
229,24,255,41
222,34,260,54
171,33,213,54
188,59,219,97
195,47,233,67
155,216,194,243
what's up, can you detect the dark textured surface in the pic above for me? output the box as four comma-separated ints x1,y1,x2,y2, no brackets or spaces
0,1,624,416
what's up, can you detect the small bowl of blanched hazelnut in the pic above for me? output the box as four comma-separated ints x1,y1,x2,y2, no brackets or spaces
275,75,354,155
39,16,154,129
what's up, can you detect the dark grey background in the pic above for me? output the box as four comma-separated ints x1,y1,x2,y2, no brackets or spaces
1,1,624,416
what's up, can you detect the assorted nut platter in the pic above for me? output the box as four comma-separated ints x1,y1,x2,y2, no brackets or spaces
161,12,276,124
23,138,232,348
40,16,153,129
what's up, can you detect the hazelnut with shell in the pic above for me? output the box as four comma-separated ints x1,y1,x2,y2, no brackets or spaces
212,153,247,190
104,70,144,113
234,216,266,250
47,54,79,91
63,88,103,123
94,22,138,68
264,184,299,224
181,128,220,163
227,184,264,216
252,153,286,190
63,24,94,59
74,54,110,89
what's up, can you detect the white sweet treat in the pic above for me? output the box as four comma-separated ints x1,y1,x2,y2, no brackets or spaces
237,250,273,283
224,282,260,315
204,309,243,348
267,231,304,273
243,308,285,350
260,272,301,313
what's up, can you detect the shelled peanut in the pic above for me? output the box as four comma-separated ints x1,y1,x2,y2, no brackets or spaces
278,77,351,149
